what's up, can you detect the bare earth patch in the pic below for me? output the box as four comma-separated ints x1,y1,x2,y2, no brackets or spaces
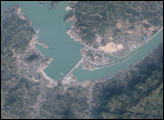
65,6,73,11
148,27,155,31
116,22,122,29
99,42,124,53
96,34,102,44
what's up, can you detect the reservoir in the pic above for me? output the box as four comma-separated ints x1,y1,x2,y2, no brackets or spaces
1,1,163,82
1,1,83,80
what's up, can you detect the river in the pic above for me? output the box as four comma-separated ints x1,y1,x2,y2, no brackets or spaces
1,1,163,82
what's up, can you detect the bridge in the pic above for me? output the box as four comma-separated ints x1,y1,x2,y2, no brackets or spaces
63,58,84,80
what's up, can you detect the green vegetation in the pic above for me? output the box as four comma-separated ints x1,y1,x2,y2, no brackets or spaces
1,78,41,119
66,1,163,48
26,54,39,62
1,6,36,91
92,43,163,119
2,7,36,54
1,6,41,119
39,86,89,119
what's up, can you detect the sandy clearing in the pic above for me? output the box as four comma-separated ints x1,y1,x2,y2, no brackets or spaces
99,42,124,53
65,6,73,11
116,22,122,29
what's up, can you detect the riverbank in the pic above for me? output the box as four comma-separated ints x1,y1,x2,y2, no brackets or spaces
65,2,163,59
29,27,57,88
13,6,58,88
8,2,163,86
103,27,163,58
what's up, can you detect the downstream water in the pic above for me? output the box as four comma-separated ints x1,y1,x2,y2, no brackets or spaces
1,1,163,82
73,29,163,81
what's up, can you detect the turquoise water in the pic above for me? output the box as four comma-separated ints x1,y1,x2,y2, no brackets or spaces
73,29,163,81
1,1,163,82
1,1,83,80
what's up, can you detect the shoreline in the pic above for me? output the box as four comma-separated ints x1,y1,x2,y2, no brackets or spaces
67,25,163,59
4,5,58,88
10,4,163,88
40,70,58,88
103,27,163,58
65,3,163,59
65,6,73,11
31,27,58,87
15,6,58,87
32,30,58,88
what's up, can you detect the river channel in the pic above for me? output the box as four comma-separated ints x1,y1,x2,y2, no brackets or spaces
1,1,163,82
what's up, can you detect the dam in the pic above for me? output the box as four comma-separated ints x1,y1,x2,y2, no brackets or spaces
63,58,83,80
